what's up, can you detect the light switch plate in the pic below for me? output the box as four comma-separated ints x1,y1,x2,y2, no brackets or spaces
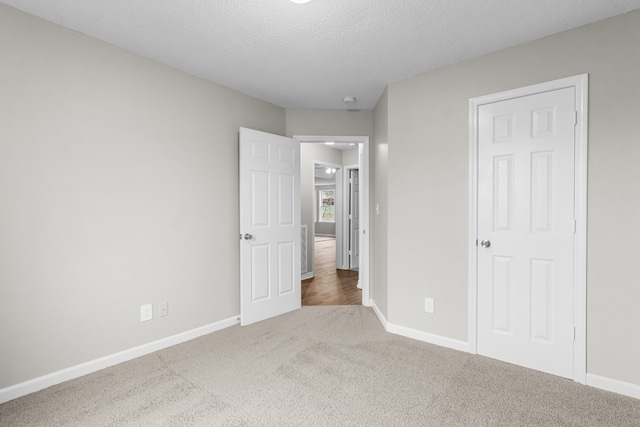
159,301,168,317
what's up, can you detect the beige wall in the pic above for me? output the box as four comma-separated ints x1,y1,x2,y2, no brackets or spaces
315,206,336,236
285,109,373,138
386,10,640,386
372,89,389,318
342,147,359,166
0,5,285,388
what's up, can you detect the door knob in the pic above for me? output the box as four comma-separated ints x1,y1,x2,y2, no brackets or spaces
244,233,253,240
480,239,491,248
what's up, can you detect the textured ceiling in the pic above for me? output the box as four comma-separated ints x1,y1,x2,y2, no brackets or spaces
2,0,640,109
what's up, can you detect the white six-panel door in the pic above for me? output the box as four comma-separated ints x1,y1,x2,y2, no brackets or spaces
239,128,301,326
477,87,576,378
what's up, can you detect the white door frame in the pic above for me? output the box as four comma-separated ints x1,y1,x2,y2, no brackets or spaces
295,135,371,307
468,74,588,383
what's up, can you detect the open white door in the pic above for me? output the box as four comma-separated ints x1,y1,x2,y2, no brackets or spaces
239,128,301,326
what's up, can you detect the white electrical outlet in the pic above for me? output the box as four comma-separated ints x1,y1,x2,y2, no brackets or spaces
424,297,435,314
159,301,168,317
140,303,153,322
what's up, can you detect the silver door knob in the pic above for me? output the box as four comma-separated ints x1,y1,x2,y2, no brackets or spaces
244,233,253,240
480,239,491,248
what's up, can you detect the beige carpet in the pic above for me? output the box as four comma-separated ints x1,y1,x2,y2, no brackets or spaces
1,306,639,426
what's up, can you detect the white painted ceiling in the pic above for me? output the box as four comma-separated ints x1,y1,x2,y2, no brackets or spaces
322,142,357,151
3,0,639,110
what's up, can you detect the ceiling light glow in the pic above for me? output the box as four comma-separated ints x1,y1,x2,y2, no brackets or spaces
289,0,312,3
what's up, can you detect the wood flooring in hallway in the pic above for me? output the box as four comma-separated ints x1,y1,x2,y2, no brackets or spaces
302,236,361,306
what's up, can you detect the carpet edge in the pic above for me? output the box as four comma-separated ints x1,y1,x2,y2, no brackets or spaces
0,315,240,404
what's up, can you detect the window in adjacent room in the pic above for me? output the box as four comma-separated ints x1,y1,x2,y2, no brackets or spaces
318,189,335,222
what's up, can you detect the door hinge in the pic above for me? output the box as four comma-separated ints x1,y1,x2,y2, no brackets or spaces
574,110,578,125
573,219,577,234
573,326,576,341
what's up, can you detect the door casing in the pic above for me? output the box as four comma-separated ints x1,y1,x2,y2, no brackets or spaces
468,74,588,383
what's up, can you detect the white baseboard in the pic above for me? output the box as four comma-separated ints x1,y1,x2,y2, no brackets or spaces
386,322,469,353
370,300,388,329
301,272,314,280
369,302,639,401
6,314,637,405
369,301,468,353
0,315,240,404
586,373,640,400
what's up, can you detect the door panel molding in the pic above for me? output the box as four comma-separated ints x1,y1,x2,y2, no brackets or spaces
240,128,301,325
468,74,588,383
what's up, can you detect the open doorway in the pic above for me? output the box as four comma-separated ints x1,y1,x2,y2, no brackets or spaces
304,157,359,305
296,136,369,306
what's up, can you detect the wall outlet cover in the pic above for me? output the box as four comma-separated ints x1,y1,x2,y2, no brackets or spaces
424,297,435,314
140,303,153,322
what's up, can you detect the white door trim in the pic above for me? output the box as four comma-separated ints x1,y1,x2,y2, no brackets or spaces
468,74,588,383
295,135,371,306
